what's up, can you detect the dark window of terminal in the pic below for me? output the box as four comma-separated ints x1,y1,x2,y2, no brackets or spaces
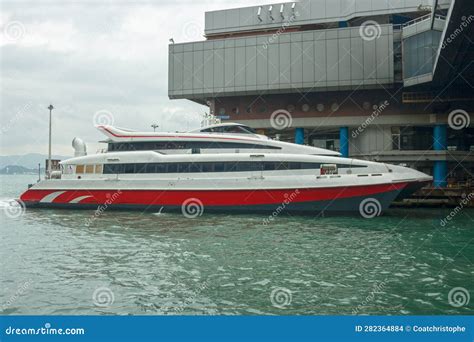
392,126,434,151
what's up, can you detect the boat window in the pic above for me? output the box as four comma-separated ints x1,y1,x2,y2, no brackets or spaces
263,162,276,171
289,162,301,170
167,164,178,173
177,163,189,173
135,164,147,174
223,126,245,134
85,165,94,174
124,164,135,174
95,165,103,174
237,162,262,172
104,164,119,174
145,164,156,173
108,141,280,152
189,163,202,173
76,165,85,173
156,164,167,173
63,165,74,175
203,125,257,134
201,163,214,172
276,162,290,170
238,125,257,134
102,161,366,174
224,162,237,172
200,126,225,133
213,163,225,172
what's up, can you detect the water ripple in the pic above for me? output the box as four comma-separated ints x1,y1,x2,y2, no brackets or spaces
1,175,473,315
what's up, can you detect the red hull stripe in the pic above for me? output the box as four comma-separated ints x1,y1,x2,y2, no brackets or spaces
20,183,407,206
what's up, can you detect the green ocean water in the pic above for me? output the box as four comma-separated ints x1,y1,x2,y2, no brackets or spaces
1,175,472,315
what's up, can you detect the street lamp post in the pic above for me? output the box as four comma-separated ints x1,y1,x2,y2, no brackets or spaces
151,124,159,132
47,104,54,179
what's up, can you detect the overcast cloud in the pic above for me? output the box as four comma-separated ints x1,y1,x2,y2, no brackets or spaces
0,0,276,155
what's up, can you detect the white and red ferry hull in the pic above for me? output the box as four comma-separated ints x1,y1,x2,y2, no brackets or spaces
19,181,426,215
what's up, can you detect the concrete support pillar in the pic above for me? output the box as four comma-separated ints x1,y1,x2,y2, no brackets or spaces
433,124,447,188
339,127,349,158
295,128,304,145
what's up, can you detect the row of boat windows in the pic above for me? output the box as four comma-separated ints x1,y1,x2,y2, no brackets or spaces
200,125,257,134
102,162,366,174
74,164,103,174
107,141,281,152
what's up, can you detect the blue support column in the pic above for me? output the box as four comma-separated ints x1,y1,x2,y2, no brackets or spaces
433,124,447,188
339,127,349,158
295,128,304,145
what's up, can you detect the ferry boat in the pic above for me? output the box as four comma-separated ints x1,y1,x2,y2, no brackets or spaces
19,123,432,217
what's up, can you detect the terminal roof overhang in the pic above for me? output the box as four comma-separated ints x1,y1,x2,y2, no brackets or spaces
169,0,474,104
203,0,452,37
432,0,474,88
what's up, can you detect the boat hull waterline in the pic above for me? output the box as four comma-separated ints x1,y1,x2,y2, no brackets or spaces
19,181,428,216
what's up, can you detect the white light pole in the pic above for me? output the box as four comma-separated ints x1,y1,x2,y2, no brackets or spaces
47,104,54,179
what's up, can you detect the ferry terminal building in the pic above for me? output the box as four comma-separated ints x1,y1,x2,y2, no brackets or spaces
168,0,474,188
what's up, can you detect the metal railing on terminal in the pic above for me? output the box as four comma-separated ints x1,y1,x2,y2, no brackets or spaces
402,13,446,28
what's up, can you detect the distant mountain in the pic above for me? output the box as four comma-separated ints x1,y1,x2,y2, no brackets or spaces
0,153,69,169
0,165,40,175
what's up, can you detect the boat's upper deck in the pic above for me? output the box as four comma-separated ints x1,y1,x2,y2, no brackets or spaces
96,124,341,157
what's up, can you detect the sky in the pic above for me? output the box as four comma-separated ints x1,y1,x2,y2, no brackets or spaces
0,0,278,156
